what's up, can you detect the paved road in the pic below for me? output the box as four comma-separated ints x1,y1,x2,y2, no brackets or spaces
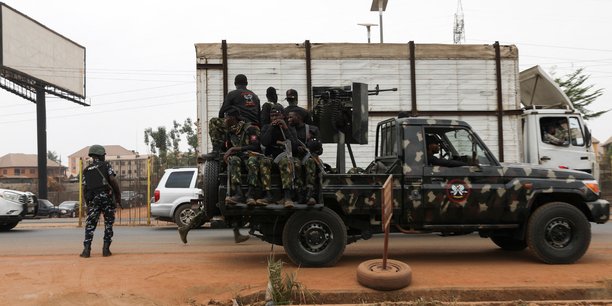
1,220,610,305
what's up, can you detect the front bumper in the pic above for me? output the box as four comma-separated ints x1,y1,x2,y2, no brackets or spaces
587,199,610,224
0,215,22,225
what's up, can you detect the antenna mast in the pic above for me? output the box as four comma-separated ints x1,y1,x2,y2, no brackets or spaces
453,0,465,44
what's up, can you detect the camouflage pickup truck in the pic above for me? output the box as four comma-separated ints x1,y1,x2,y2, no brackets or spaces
200,117,609,267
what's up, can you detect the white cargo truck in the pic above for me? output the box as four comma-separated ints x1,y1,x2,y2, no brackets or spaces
195,41,596,175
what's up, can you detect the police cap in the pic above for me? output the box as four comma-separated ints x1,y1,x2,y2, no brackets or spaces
224,106,241,119
269,103,285,115
285,89,298,101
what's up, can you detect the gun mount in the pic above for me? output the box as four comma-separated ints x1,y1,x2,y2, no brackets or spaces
312,83,397,144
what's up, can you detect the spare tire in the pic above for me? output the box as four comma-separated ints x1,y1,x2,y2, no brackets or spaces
202,160,221,218
356,259,412,291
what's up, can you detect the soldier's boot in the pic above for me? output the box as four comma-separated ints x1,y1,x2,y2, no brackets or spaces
283,189,294,208
225,185,245,205
233,227,250,244
102,241,112,257
79,242,91,258
306,187,316,206
245,187,257,206
256,190,274,205
178,226,190,244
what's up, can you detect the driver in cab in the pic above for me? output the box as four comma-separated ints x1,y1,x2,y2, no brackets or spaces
426,135,468,167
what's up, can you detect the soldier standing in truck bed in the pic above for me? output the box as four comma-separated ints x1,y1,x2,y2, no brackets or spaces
261,86,281,126
284,89,313,125
208,74,261,153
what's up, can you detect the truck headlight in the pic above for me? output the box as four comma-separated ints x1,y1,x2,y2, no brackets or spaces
583,180,600,194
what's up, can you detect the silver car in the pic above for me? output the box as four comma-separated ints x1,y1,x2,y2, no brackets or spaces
150,168,202,227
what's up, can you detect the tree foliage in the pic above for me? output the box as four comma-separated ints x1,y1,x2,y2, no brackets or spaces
47,150,59,163
554,68,608,120
144,118,198,168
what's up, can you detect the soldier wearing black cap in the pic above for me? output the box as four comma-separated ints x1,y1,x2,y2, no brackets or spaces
287,109,322,205
284,89,313,125
261,86,281,126
260,104,300,207
208,74,261,153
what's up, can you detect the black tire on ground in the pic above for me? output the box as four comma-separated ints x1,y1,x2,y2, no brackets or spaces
490,235,528,251
356,259,412,291
202,160,221,218
0,222,19,231
282,207,347,267
526,202,591,264
173,204,197,228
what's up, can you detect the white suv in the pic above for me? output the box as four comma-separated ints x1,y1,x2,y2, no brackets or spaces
151,168,202,227
0,189,28,231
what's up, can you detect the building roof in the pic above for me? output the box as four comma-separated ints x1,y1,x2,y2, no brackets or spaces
601,136,612,147
0,153,62,168
69,145,135,159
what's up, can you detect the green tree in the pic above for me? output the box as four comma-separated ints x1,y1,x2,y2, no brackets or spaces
144,118,198,168
47,150,59,163
554,68,608,120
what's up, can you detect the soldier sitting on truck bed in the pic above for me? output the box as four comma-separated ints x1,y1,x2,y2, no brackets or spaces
287,109,322,205
426,135,468,167
260,104,300,207
222,107,265,206
284,89,313,125
209,74,261,153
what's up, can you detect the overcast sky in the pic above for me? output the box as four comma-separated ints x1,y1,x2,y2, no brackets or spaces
1,0,611,162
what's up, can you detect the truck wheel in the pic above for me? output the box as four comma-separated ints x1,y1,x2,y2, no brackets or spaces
282,208,346,267
202,160,221,217
173,204,196,228
527,202,591,264
490,236,527,251
0,222,19,231
356,259,412,291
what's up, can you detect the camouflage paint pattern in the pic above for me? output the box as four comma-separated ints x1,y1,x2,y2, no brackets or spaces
83,192,116,244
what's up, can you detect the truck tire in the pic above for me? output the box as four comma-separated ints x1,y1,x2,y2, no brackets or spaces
356,259,412,291
282,207,347,267
490,236,527,251
173,204,197,228
0,222,19,231
202,160,221,217
526,202,591,264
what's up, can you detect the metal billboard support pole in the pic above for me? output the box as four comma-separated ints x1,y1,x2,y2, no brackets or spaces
36,86,48,199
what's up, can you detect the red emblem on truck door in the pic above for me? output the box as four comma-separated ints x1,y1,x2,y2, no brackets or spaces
446,179,471,203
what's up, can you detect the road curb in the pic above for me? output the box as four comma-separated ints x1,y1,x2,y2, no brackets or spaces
237,284,612,305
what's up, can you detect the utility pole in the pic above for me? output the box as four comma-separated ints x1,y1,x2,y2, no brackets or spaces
358,23,378,43
370,0,388,43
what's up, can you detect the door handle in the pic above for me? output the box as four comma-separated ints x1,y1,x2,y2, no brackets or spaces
540,156,551,161
580,156,588,160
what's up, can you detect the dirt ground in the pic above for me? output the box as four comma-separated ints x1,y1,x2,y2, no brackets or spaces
1,224,611,306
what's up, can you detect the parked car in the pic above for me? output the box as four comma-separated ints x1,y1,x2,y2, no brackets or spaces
58,201,80,218
121,191,144,207
0,189,37,218
37,199,62,218
151,168,202,227
0,189,27,231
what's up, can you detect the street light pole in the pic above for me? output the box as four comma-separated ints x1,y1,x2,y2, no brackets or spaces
370,0,388,43
358,23,378,43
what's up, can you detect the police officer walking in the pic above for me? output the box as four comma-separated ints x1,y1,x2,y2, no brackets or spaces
80,145,122,258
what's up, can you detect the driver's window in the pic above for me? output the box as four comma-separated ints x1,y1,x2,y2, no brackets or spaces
568,117,585,146
444,128,494,166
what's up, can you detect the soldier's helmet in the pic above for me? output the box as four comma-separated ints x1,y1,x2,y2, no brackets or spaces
286,89,298,102
88,145,106,157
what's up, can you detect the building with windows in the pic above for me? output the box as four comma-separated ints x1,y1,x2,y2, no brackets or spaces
68,145,150,179
0,153,65,181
